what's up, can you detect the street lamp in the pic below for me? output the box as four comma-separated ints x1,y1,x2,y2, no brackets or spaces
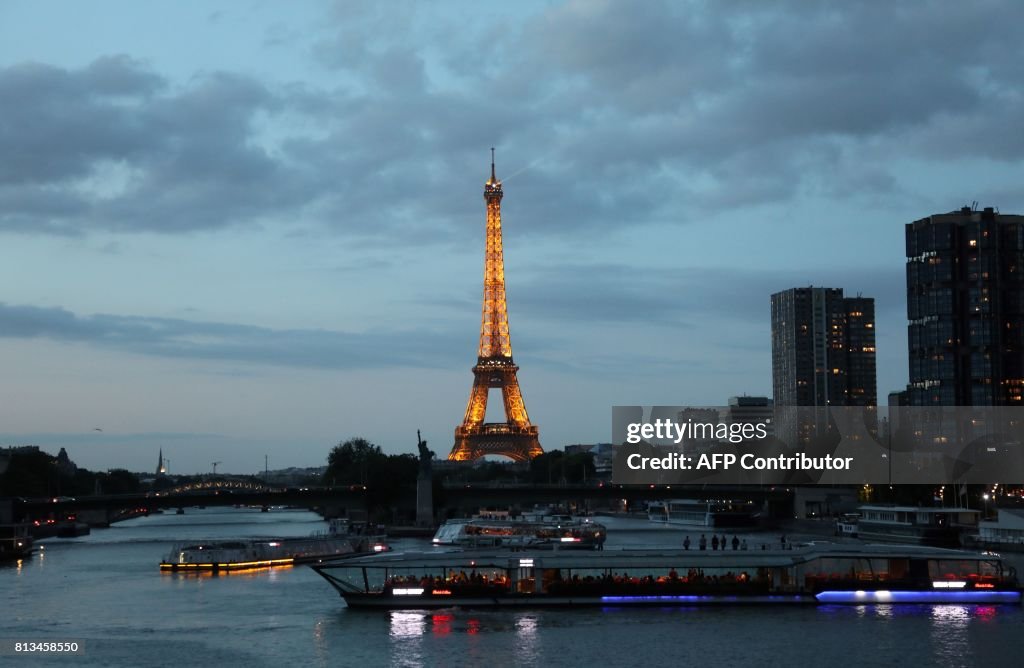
982,493,990,519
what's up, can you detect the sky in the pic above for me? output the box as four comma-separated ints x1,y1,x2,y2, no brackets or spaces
1,1,1022,474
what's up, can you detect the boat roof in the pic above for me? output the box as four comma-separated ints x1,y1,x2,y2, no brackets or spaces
314,542,1002,571
858,505,979,514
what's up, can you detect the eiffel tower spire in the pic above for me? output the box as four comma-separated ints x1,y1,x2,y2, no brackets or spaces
449,152,543,462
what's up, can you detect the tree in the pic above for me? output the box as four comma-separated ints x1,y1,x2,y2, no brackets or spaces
528,451,595,484
325,437,383,485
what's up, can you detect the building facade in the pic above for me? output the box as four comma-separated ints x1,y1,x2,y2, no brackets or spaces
771,287,877,444
906,206,1024,406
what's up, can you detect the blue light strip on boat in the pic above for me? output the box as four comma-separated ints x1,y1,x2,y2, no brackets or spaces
815,590,1021,604
601,595,707,603
599,595,806,603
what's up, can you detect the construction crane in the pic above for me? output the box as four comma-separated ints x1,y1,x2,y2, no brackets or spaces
212,461,222,475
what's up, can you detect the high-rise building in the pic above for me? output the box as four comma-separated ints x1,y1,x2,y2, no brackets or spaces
727,396,775,438
772,287,877,407
906,206,1024,406
771,287,877,443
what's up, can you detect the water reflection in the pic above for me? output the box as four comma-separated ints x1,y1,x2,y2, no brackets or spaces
431,612,453,636
973,606,997,623
311,618,328,668
515,614,540,665
929,605,971,665
389,612,426,668
390,611,426,638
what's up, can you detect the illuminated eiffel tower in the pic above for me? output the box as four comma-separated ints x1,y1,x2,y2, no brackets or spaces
448,151,543,462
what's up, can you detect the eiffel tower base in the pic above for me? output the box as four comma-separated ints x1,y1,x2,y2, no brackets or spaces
449,427,543,463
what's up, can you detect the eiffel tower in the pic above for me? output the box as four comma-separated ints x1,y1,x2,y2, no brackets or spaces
448,151,543,462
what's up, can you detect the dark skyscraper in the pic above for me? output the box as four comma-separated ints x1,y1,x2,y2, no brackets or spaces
906,206,1024,406
771,287,877,444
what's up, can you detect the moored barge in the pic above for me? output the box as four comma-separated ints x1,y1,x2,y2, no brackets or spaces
160,519,387,573
312,542,1020,608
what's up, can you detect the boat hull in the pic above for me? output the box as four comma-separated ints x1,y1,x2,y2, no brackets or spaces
337,589,1022,609
339,593,816,608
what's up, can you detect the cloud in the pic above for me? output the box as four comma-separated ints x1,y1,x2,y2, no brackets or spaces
2,2,1023,243
0,302,466,370
0,58,318,236
508,262,906,327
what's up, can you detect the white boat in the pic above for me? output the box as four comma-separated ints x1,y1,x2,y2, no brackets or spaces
432,513,606,549
648,499,759,528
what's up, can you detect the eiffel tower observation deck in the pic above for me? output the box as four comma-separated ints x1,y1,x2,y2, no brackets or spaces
448,151,543,462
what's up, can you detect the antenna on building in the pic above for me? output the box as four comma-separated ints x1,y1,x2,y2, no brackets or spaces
490,147,496,181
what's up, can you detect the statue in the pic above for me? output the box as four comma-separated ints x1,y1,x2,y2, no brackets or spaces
417,430,434,477
415,429,435,527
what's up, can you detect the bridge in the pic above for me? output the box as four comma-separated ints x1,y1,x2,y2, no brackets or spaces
12,484,369,526
8,482,797,527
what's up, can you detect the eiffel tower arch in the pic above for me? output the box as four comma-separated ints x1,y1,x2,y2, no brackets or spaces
448,152,543,462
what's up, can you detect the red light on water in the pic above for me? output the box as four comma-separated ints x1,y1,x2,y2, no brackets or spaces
431,613,453,636
975,606,997,622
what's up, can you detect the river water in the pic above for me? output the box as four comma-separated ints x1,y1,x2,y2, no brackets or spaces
3,508,1022,667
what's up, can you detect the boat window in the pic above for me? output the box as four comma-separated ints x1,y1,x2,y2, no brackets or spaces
927,559,999,581
887,559,909,579
803,557,910,585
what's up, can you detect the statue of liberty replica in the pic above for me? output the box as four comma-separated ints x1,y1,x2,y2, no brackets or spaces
416,430,434,527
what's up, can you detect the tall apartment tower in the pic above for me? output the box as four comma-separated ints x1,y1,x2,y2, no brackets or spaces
771,287,877,443
772,287,878,407
906,206,1024,406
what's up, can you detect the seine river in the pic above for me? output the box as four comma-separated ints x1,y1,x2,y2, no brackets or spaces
3,508,1023,667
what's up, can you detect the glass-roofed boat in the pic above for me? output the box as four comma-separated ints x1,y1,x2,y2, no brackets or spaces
311,542,1020,609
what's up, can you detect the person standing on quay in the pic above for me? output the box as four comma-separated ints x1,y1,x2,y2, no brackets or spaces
683,535,691,550
699,534,707,550
711,535,719,551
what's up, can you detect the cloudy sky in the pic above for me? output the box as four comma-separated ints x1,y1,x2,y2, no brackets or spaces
1,1,1022,474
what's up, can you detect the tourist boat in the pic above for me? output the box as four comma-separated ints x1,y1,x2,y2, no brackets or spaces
0,524,33,561
160,519,388,573
856,505,979,547
647,499,760,528
431,513,606,550
311,542,1021,608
